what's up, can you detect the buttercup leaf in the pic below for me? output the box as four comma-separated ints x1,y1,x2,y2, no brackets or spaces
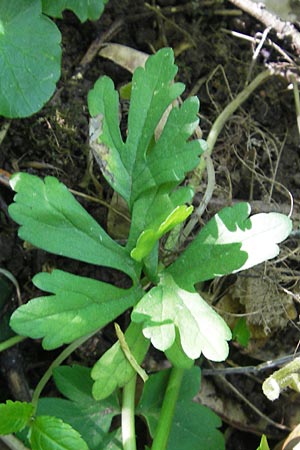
88,48,204,209
42,0,108,21
9,173,139,282
167,203,292,290
10,270,143,349
91,323,149,401
132,274,231,362
0,0,61,118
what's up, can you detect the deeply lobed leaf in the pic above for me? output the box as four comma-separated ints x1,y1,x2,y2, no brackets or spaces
167,203,292,291
10,270,143,349
9,173,139,282
88,48,204,210
132,273,231,362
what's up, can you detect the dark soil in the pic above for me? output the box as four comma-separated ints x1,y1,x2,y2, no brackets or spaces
1,1,300,449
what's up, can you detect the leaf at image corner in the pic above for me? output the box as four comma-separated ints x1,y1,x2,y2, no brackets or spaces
42,0,109,21
131,273,231,362
0,401,33,435
30,416,89,450
0,0,61,118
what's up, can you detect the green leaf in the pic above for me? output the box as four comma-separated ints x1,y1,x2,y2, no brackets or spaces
10,269,143,350
127,185,194,252
0,0,61,118
131,205,193,262
42,0,108,21
37,366,120,450
167,203,292,290
0,401,33,435
256,435,270,450
88,48,203,209
137,367,225,450
9,173,139,282
30,415,89,450
232,318,250,347
132,273,231,362
91,322,149,400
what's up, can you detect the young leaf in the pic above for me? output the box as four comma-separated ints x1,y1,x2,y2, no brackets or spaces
10,270,143,350
131,205,193,262
167,203,292,290
0,401,33,435
256,435,270,450
88,48,203,209
9,173,139,282
137,367,225,450
29,416,89,450
37,366,120,450
0,0,61,118
42,0,108,22
91,322,149,400
131,273,231,362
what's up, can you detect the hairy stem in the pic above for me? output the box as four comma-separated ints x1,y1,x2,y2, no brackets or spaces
122,374,137,450
151,367,184,450
0,434,30,450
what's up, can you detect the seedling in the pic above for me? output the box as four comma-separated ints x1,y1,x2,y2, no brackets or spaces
0,48,292,450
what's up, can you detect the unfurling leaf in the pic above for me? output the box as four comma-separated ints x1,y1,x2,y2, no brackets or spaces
132,273,231,362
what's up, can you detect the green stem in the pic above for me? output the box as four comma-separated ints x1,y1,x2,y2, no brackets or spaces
151,367,185,450
31,332,94,411
122,374,137,450
0,335,26,352
190,69,272,189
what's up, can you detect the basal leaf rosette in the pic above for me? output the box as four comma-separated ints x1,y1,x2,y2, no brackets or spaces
132,273,231,362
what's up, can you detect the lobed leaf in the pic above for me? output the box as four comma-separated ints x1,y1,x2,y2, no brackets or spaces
37,366,120,450
0,401,33,435
30,416,89,450
132,273,231,362
91,322,149,400
9,173,139,282
167,203,292,290
10,269,143,349
0,0,61,118
42,0,108,21
137,367,225,450
88,48,204,209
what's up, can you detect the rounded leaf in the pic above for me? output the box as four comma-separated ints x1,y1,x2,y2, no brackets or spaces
0,0,61,118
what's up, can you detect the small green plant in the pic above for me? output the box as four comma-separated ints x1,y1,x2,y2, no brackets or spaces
0,0,108,118
0,48,292,449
